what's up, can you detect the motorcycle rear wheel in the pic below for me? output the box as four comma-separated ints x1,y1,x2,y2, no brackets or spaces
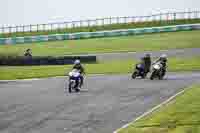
132,72,137,79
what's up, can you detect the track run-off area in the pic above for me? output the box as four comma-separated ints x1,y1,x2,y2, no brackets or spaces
0,72,200,133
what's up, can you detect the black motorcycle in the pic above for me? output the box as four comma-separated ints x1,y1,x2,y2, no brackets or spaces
150,62,165,80
131,63,146,79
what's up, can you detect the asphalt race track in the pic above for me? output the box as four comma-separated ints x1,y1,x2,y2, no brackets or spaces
0,72,200,133
73,48,200,61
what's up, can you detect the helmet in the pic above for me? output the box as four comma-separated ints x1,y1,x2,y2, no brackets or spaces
26,48,31,52
160,54,167,59
144,53,151,58
74,59,80,65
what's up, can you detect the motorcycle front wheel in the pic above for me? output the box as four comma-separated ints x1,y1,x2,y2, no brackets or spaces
68,82,72,93
150,70,156,80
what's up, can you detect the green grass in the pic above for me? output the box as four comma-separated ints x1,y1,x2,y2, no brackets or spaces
118,84,200,133
0,30,200,57
0,56,199,80
1,19,200,38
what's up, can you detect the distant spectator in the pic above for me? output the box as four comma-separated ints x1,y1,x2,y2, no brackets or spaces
24,49,32,57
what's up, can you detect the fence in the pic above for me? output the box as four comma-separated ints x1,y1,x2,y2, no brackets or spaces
0,11,200,34
0,24,200,45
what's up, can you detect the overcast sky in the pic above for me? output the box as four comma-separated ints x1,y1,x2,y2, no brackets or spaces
0,0,200,26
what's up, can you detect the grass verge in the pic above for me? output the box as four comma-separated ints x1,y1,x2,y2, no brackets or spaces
0,30,200,57
117,84,200,133
0,56,199,80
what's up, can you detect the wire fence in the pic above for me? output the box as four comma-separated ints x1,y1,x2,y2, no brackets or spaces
0,11,200,34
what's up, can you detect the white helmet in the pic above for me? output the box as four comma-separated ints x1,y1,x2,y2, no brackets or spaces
74,59,80,65
161,54,167,59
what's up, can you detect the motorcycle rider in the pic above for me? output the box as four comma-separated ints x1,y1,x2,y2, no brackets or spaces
142,53,152,74
153,54,168,76
72,59,85,88
24,48,32,57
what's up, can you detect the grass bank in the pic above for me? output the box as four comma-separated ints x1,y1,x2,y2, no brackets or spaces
0,30,200,57
118,84,200,133
0,56,199,80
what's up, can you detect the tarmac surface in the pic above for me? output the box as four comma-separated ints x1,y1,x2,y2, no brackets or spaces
0,72,200,133
80,48,200,61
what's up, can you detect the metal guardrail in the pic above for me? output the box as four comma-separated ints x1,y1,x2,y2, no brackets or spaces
0,11,200,34
0,23,199,45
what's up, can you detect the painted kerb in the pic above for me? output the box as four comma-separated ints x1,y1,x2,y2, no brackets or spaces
0,24,200,45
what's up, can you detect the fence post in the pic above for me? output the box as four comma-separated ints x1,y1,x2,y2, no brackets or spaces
95,19,98,26
116,17,119,24
36,24,38,32
80,21,82,27
87,20,90,27
29,25,32,32
16,26,18,33
173,13,176,21
124,17,126,23
2,27,4,34
50,23,53,32
22,25,25,33
59,23,61,32
110,17,112,25
194,11,197,19
159,13,162,22
9,27,12,34
101,19,104,26
42,24,45,32
64,22,68,30
131,16,135,23
189,11,192,19
72,21,75,28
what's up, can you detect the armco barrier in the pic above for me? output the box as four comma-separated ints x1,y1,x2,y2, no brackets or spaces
0,24,199,45
0,56,97,66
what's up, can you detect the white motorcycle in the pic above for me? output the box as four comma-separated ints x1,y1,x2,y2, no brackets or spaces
150,61,165,80
68,69,81,93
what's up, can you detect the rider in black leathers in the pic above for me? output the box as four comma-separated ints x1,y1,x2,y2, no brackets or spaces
142,53,152,74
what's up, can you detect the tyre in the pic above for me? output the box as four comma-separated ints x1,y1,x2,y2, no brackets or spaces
159,73,164,80
131,72,137,79
158,70,164,80
159,76,163,80
75,88,80,92
150,71,156,80
141,73,147,79
68,82,72,93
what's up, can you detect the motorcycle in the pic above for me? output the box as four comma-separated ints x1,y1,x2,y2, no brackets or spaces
150,61,165,80
131,63,146,79
68,69,81,93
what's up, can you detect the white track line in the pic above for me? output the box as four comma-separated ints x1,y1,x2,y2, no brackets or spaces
0,74,109,82
113,86,190,133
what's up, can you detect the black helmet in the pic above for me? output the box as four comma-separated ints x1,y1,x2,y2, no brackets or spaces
26,48,31,52
145,53,151,58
